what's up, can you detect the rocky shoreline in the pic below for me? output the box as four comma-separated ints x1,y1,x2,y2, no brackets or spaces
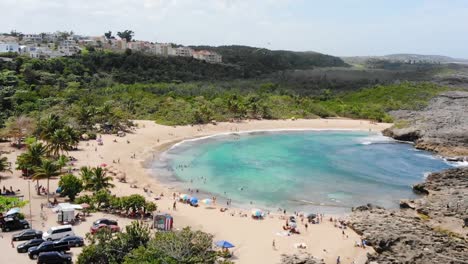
348,167,468,263
383,91,468,157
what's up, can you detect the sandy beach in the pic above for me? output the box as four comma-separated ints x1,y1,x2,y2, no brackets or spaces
0,118,392,264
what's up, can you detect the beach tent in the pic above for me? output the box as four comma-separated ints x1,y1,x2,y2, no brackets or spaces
201,198,213,205
189,197,198,206
52,203,83,213
52,203,82,224
153,214,173,231
251,208,264,217
179,194,190,201
215,240,235,249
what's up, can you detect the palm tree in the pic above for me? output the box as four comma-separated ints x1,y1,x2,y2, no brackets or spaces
79,166,93,188
63,126,80,149
37,114,64,142
16,142,47,178
56,155,69,174
32,159,61,201
0,155,12,183
85,167,114,192
46,129,72,157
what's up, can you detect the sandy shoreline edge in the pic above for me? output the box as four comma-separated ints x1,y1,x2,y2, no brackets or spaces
143,127,390,214
1,118,393,264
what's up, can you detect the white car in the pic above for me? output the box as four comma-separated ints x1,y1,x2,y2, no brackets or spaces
42,225,75,241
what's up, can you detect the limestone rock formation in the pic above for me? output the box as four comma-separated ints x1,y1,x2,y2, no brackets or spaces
349,167,468,263
384,91,468,156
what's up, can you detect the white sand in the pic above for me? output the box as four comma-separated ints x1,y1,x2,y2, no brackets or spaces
0,119,391,264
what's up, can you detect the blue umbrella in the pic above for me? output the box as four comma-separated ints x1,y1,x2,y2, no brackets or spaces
215,240,235,248
190,197,198,205
56,186,62,193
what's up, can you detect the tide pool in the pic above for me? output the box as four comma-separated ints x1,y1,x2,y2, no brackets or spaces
152,131,454,213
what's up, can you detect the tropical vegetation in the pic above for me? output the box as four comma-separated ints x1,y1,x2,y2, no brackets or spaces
0,196,28,212
0,154,12,182
77,221,230,264
58,173,83,201
32,159,61,200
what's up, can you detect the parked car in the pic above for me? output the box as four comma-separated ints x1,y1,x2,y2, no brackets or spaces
1,218,30,232
42,225,74,241
17,238,45,253
92,218,118,227
57,235,84,247
90,223,120,234
28,241,70,259
37,251,72,264
12,229,43,241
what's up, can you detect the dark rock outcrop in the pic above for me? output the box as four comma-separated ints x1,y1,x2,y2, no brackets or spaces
384,91,468,156
349,167,468,264
280,253,325,264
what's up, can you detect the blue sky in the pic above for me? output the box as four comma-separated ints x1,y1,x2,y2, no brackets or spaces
1,0,468,58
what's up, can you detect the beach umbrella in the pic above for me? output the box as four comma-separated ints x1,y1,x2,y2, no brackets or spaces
307,213,317,220
80,203,91,209
56,186,62,193
189,197,198,205
201,198,213,205
215,240,235,248
251,208,263,217
179,194,189,200
289,222,297,228
100,163,108,167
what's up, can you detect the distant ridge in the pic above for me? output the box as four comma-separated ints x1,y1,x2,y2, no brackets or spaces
342,54,468,65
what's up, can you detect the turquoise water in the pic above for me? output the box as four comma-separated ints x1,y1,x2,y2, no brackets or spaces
152,131,454,213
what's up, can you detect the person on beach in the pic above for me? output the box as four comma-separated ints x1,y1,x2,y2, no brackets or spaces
173,201,177,211
305,223,308,231
336,256,341,264
272,239,276,250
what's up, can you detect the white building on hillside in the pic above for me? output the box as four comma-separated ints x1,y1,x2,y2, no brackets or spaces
28,46,62,58
58,39,79,56
171,46,193,57
193,50,222,63
23,34,42,43
150,43,172,56
0,42,19,53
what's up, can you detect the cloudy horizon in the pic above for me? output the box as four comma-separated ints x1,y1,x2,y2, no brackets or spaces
2,0,468,58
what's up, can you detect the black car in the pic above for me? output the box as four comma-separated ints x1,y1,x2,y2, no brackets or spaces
93,218,118,227
37,251,72,264
17,238,45,253
1,219,30,232
28,241,70,259
12,229,43,241
57,235,84,247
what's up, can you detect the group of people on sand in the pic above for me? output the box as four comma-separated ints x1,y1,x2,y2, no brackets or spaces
1,186,19,196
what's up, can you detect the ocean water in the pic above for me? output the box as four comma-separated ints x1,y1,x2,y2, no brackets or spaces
152,131,455,213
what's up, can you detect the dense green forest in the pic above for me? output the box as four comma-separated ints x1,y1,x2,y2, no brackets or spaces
0,50,450,136
191,45,348,76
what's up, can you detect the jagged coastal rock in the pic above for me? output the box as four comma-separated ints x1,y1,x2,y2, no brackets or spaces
348,167,468,263
281,253,325,264
384,91,468,156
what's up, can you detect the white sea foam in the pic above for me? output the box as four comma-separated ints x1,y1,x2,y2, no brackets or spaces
445,160,468,167
357,133,396,145
168,128,369,151
415,153,437,160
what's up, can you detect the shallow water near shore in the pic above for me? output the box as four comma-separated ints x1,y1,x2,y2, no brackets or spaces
151,130,454,214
